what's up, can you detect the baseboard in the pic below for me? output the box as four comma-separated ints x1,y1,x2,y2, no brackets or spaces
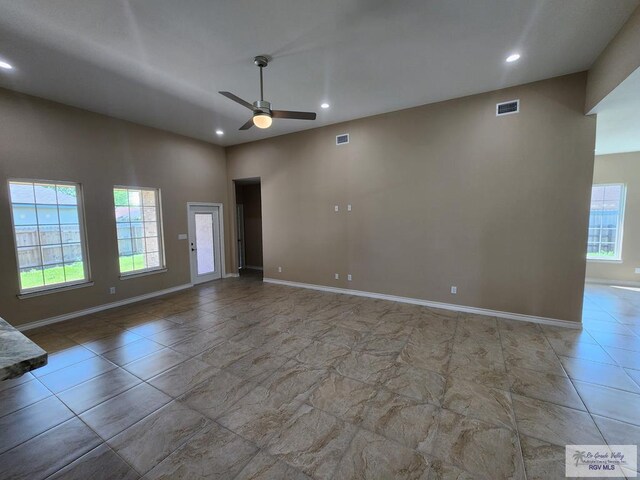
586,277,640,288
263,278,581,329
17,283,193,332
224,273,240,278
243,266,264,271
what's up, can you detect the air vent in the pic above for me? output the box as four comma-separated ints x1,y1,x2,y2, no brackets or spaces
336,133,349,145
496,99,519,116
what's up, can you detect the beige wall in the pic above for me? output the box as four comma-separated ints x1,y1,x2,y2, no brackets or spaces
227,73,596,322
0,88,230,327
586,152,640,283
586,5,640,112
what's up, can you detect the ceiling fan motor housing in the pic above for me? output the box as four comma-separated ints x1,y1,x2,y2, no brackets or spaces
253,100,271,115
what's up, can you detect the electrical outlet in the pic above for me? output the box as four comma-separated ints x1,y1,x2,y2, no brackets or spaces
335,273,340,280
109,287,116,294
334,205,339,212
450,286,457,294
278,266,282,273
347,274,352,281
635,268,640,274
347,204,352,212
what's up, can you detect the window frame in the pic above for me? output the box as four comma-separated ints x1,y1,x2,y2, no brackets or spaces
8,178,92,295
113,185,166,278
587,182,626,262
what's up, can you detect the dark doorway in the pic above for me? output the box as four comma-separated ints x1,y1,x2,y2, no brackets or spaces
234,179,263,278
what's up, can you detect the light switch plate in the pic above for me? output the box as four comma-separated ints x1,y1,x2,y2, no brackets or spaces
334,205,339,212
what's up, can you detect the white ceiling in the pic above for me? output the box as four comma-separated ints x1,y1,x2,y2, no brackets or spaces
0,0,637,147
594,66,640,155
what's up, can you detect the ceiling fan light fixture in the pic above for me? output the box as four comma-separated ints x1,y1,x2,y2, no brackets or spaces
253,113,272,129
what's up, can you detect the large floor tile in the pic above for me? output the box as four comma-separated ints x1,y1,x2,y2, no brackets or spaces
519,434,568,480
308,373,378,425
335,350,396,384
592,414,640,445
108,400,208,474
511,394,604,446
171,329,226,356
572,380,640,426
361,389,440,451
295,341,350,368
429,409,524,480
38,355,117,393
218,385,303,447
0,418,101,480
260,359,328,402
144,422,257,480
122,348,189,380
102,338,164,366
82,330,145,355
602,345,640,369
0,379,51,417
57,368,142,414
0,395,74,453
381,363,446,405
235,451,311,479
196,340,253,369
32,345,95,377
398,338,452,375
502,345,566,377
508,366,585,410
179,369,256,420
48,443,139,480
559,355,640,393
334,428,431,479
442,376,515,429
266,404,357,480
80,383,171,439
447,342,509,390
547,337,615,364
147,357,220,397
225,347,289,383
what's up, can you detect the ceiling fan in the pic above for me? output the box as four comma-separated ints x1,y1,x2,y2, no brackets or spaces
219,56,317,130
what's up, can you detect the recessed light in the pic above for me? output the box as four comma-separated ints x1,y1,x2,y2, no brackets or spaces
505,53,520,63
0,60,13,70
215,129,224,135
320,103,330,109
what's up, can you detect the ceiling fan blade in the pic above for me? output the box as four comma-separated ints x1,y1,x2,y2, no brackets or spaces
219,91,254,111
239,118,254,130
271,110,317,120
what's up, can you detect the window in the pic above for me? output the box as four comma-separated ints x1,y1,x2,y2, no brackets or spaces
114,187,164,275
587,184,626,260
9,180,89,293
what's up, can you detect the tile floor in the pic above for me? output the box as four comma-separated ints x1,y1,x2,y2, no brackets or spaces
1,278,639,479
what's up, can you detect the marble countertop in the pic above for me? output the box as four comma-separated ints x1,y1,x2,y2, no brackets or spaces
0,317,47,381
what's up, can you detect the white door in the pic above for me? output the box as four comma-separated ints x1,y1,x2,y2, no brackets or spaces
188,204,222,284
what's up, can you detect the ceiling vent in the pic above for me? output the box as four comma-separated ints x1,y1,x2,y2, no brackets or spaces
496,99,519,116
336,133,349,145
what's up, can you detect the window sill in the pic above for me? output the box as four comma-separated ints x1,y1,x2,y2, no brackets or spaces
587,258,623,264
17,281,94,299
119,268,167,280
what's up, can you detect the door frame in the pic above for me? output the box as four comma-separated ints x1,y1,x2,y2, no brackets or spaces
186,202,226,283
236,204,246,269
